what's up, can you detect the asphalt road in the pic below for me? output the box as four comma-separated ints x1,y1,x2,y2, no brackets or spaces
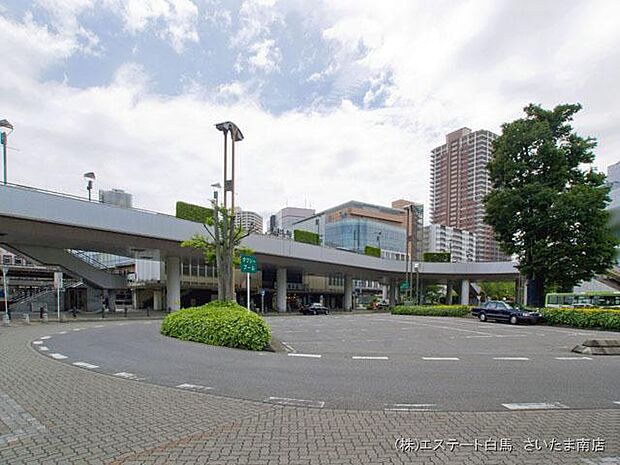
33,314,620,412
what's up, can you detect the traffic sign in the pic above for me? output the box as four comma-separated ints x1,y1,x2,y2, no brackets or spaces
400,281,409,291
240,254,258,273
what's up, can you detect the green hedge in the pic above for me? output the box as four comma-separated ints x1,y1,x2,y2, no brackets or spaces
423,252,451,262
364,245,381,257
293,229,321,245
176,201,213,224
540,307,620,331
392,305,469,317
161,301,271,350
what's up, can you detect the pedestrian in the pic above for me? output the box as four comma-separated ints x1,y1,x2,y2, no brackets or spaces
39,306,45,319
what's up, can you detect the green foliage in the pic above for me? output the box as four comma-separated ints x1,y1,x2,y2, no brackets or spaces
392,305,470,317
293,229,321,245
480,281,515,300
540,307,620,331
423,284,443,304
176,201,212,224
161,301,271,350
423,252,451,262
485,103,618,305
364,245,381,257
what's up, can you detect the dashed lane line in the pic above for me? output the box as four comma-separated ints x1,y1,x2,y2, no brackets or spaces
32,341,43,345
265,396,325,408
422,357,460,361
38,346,49,352
352,356,389,360
113,372,145,380
555,356,593,360
39,336,51,340
287,353,322,358
49,353,68,360
176,383,213,391
72,362,99,369
502,402,569,410
493,357,530,361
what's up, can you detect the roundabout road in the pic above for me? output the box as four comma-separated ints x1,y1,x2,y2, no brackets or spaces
33,314,620,412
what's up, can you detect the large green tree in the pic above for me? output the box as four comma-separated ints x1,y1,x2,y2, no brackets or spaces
485,103,617,307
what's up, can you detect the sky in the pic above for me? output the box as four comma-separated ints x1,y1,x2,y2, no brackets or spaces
1,0,619,224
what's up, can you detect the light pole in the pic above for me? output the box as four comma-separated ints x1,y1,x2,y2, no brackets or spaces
376,231,382,250
0,119,14,185
83,172,96,201
2,265,9,325
414,262,420,305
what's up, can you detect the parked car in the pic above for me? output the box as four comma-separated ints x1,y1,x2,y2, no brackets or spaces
301,303,329,315
471,300,541,325
376,299,389,310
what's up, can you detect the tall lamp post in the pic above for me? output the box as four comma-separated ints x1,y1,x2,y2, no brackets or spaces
0,119,14,185
83,172,96,201
414,262,420,305
2,265,9,325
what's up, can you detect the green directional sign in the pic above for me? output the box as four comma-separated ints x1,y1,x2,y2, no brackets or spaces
400,281,409,291
240,254,258,273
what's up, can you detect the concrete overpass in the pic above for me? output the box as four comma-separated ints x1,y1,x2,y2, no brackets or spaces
0,183,520,310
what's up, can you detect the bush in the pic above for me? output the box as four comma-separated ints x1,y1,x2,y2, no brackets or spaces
293,229,321,245
176,201,212,224
364,245,381,257
540,307,620,331
161,301,271,350
423,252,451,262
392,305,469,317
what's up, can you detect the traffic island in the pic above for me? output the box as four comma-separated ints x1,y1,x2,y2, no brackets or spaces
572,339,620,355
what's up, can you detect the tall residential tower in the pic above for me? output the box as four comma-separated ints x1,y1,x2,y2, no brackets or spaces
430,127,508,262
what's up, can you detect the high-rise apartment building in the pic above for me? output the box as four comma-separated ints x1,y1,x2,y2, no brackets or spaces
275,207,315,233
430,127,508,262
424,224,476,262
234,209,263,233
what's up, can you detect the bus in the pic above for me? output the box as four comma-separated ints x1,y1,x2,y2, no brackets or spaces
545,291,620,308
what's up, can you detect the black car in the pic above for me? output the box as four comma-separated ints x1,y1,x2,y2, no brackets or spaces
301,303,329,315
471,300,541,325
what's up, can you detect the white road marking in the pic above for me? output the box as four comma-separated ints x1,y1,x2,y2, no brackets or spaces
493,357,530,361
385,403,436,412
57,331,67,334
113,372,144,380
32,341,43,345
352,356,389,360
502,402,568,410
176,383,213,391
287,353,322,358
613,401,620,406
555,356,592,360
465,335,493,338
265,396,324,408
94,325,104,328
422,357,460,361
49,353,68,360
72,362,99,369
72,328,83,331
281,342,295,353
39,336,51,340
38,347,49,352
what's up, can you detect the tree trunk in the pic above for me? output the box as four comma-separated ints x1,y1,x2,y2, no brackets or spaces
526,274,545,308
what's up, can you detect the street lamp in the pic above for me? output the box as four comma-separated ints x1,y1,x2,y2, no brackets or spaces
215,121,244,211
0,119,14,185
211,182,222,204
83,172,96,201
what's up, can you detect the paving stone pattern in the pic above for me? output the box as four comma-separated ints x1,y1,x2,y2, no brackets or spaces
0,322,618,464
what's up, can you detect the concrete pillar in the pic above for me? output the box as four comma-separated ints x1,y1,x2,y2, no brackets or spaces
153,290,162,311
446,281,453,305
461,279,470,305
166,256,181,311
344,275,353,311
276,268,287,312
389,280,399,306
107,290,117,312
382,284,388,301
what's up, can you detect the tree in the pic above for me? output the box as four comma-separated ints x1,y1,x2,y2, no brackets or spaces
479,281,515,301
182,203,252,302
485,103,617,307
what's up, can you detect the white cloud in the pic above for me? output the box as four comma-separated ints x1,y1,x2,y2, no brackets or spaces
247,39,282,73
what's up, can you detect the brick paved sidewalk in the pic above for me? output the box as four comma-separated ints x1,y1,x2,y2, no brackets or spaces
0,323,618,464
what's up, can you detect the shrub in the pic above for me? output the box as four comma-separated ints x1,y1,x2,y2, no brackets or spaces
176,201,212,224
423,252,451,262
364,245,381,257
392,305,469,317
293,229,321,245
540,307,620,331
161,301,271,350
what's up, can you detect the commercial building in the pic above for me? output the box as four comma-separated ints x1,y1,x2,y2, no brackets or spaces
234,209,264,233
430,127,508,262
270,207,315,234
424,224,476,262
294,200,424,261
